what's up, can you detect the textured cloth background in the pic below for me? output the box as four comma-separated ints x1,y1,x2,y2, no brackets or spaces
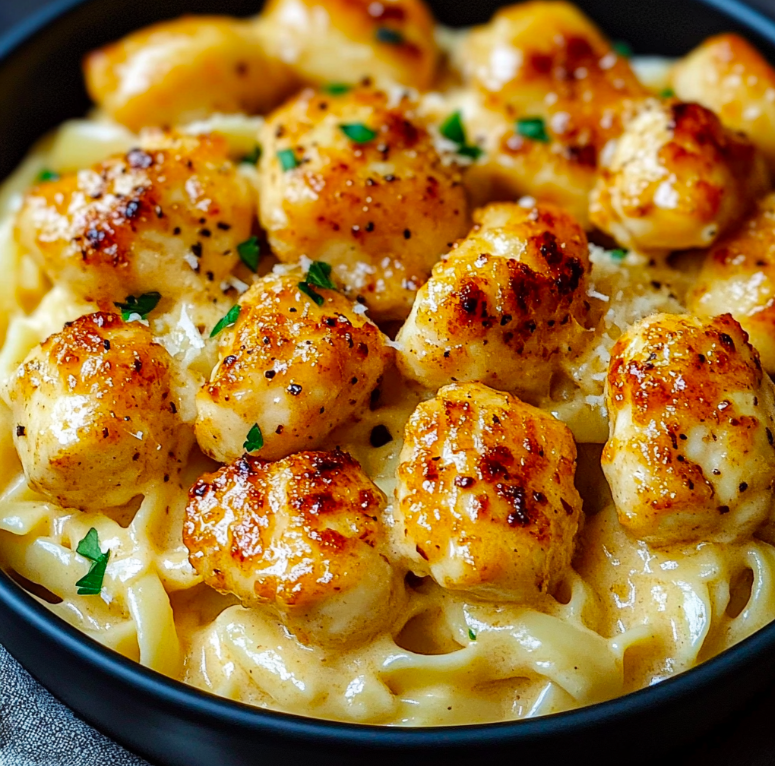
0,644,149,766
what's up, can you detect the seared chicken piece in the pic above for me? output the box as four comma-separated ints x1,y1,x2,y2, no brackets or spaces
5,312,182,510
257,0,438,90
456,0,647,224
672,34,775,170
603,313,775,546
689,193,775,374
196,272,394,464
15,131,255,304
257,86,469,320
590,99,769,253
459,114,600,228
185,449,401,646
395,382,583,602
84,16,296,131
396,202,590,396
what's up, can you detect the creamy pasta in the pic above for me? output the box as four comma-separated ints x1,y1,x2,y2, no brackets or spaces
1,0,775,729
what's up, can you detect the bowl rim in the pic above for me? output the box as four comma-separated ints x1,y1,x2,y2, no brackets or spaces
9,562,775,747
2,0,775,752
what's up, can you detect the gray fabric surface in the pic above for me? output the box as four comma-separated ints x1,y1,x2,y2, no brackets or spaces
0,643,149,766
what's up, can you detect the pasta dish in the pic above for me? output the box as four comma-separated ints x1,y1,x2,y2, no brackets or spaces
2,0,775,727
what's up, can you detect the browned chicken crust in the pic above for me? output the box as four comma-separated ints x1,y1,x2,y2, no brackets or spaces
397,202,590,396
195,273,394,463
6,312,183,510
590,99,769,252
84,16,297,130
184,449,401,645
689,192,775,374
258,85,470,320
459,0,647,224
15,131,256,304
603,313,775,546
257,0,439,91
672,33,775,170
395,382,583,602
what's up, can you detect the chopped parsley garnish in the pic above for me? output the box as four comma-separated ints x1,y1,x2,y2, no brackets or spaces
323,83,352,95
210,304,241,337
36,169,60,183
240,145,262,164
376,26,404,45
299,283,325,306
307,261,337,290
277,149,299,171
244,423,264,453
340,123,378,144
237,235,261,272
659,87,675,99
440,111,483,160
298,261,337,306
611,248,628,261
440,111,467,145
516,117,551,143
76,528,102,561
468,628,477,641
75,528,110,596
612,40,633,58
114,292,161,321
458,145,483,159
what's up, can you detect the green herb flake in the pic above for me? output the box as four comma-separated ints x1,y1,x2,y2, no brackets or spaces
277,149,299,172
340,123,378,144
307,261,336,290
612,40,633,58
240,145,262,165
298,261,337,305
440,111,467,146
440,111,484,160
516,117,551,144
76,528,102,561
237,235,261,272
210,304,241,338
75,528,111,596
375,26,404,45
114,292,162,321
659,87,675,99
36,169,60,183
468,628,477,641
323,83,352,95
244,423,264,453
611,248,628,262
298,282,325,306
458,143,483,160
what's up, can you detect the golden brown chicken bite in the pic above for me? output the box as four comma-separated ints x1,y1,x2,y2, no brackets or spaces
396,202,590,396
84,16,296,131
590,99,769,253
184,449,401,646
394,382,583,602
456,0,647,224
195,272,394,464
671,34,775,170
5,312,183,510
688,193,775,374
256,0,438,90
257,86,469,320
602,313,775,546
15,131,255,305
460,1,644,143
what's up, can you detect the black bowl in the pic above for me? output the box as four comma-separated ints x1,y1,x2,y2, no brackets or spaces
2,1,775,764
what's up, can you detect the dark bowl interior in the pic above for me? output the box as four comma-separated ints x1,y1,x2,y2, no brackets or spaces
2,1,775,765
